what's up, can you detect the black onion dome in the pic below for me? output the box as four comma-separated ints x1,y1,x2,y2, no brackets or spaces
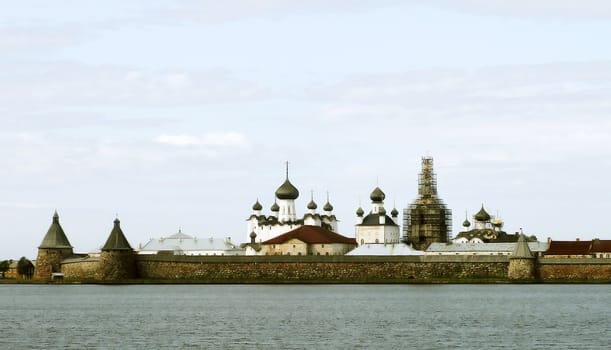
307,199,318,210
275,179,299,200
463,219,471,227
370,187,385,202
379,207,387,215
323,201,334,211
356,207,364,217
474,205,491,222
250,231,257,239
271,201,280,212
391,208,399,217
252,200,263,211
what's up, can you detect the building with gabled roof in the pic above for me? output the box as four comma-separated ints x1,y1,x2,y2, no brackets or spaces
544,240,592,258
253,225,356,256
138,230,244,256
591,239,611,258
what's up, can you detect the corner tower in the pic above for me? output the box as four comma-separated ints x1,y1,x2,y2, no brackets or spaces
403,157,452,250
99,218,137,280
34,211,74,280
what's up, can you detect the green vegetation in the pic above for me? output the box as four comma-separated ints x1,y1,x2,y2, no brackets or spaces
0,260,9,278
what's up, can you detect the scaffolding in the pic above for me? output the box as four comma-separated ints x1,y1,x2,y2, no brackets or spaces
402,157,452,249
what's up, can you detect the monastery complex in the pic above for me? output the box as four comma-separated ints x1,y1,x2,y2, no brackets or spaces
26,157,611,283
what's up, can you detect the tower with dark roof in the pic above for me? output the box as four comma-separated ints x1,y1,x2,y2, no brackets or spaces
508,234,536,280
99,218,137,280
403,157,452,250
34,211,74,280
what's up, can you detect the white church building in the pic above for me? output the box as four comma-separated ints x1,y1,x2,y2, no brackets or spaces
354,187,401,245
246,165,339,244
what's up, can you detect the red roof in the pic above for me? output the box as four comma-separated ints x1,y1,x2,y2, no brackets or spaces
545,240,592,255
263,225,357,245
591,239,611,253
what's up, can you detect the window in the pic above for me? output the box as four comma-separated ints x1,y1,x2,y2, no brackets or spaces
321,244,325,248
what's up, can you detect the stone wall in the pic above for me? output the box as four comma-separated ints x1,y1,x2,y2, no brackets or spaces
99,251,137,280
34,248,73,280
508,258,535,280
538,258,611,281
52,255,611,283
136,255,509,282
61,258,101,280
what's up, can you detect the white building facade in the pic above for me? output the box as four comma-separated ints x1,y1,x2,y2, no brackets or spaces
246,166,339,244
354,187,401,246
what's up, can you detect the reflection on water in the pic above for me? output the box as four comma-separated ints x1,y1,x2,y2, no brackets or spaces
1,284,609,349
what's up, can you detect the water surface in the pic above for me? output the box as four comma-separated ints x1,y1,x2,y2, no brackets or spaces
1,284,609,349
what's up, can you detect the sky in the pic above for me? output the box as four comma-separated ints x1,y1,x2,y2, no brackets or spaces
2,0,611,259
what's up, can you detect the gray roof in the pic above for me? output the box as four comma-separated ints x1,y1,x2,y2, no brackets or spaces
102,218,133,251
512,234,533,258
357,213,398,226
427,241,548,253
139,233,242,254
39,211,73,249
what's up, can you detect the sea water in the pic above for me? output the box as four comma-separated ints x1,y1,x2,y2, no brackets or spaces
1,284,609,349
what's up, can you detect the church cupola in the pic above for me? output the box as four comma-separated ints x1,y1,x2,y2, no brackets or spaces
370,187,385,203
307,191,318,212
369,186,385,214
275,162,299,223
323,192,334,213
391,207,399,225
252,199,263,212
474,204,491,230
356,207,364,224
270,201,279,216
462,211,471,229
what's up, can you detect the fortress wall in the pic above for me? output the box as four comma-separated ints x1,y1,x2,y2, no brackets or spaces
537,259,611,281
61,259,101,280
135,255,509,282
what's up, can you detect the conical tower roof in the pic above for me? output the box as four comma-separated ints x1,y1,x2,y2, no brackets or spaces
512,234,533,258
102,218,133,251
39,211,73,249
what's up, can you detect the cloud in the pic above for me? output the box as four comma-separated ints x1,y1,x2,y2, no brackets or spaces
0,62,268,108
156,132,250,148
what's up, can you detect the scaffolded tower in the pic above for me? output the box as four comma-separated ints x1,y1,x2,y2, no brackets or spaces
403,157,452,250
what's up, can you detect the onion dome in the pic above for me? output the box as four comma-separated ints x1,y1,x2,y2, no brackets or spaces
463,218,471,227
474,205,491,222
391,208,399,217
370,187,385,202
307,199,318,210
379,207,387,215
271,201,280,212
323,201,334,212
492,218,503,227
250,231,257,239
356,207,364,217
252,200,263,211
275,179,299,200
